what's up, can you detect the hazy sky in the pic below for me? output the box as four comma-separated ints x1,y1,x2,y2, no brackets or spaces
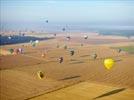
1,0,134,26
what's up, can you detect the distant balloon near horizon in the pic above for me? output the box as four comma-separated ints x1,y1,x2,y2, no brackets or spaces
8,36,12,40
118,48,122,53
84,35,88,39
66,36,71,41
35,40,39,44
62,28,66,31
8,48,14,54
80,43,83,46
45,20,48,23
54,33,56,37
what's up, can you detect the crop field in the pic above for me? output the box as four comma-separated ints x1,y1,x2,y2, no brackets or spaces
0,37,134,100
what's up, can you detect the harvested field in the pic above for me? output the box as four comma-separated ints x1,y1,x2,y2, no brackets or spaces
0,37,134,100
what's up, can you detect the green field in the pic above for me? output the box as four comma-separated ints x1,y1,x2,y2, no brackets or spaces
112,46,134,54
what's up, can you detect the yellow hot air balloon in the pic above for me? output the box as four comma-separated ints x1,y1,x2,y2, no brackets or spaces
37,71,44,79
104,58,115,70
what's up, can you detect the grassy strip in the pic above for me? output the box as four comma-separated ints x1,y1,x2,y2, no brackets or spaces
111,46,134,54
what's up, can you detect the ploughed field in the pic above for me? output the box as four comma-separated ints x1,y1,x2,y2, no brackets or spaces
0,38,134,100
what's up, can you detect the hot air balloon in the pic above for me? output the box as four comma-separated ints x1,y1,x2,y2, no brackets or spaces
80,43,83,46
8,48,14,54
118,48,122,53
54,33,56,37
30,40,33,44
66,36,71,41
91,53,97,60
62,28,66,31
56,44,59,48
14,48,19,55
46,20,48,23
18,48,23,54
70,50,74,56
41,53,46,58
37,71,45,79
59,57,63,63
84,35,88,39
42,49,47,57
32,42,36,47
22,33,25,36
64,45,67,49
70,51,74,56
8,36,12,40
35,40,39,44
104,58,115,70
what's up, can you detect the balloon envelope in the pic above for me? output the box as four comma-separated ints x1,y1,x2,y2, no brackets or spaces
46,20,48,23
104,59,114,69
32,43,36,47
8,36,12,39
84,35,88,39
35,40,39,44
91,53,97,59
118,48,122,53
62,28,65,31
64,45,67,49
37,71,44,79
8,48,14,54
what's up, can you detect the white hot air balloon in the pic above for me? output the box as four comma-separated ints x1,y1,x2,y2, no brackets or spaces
8,36,12,40
84,35,88,39
35,40,39,44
